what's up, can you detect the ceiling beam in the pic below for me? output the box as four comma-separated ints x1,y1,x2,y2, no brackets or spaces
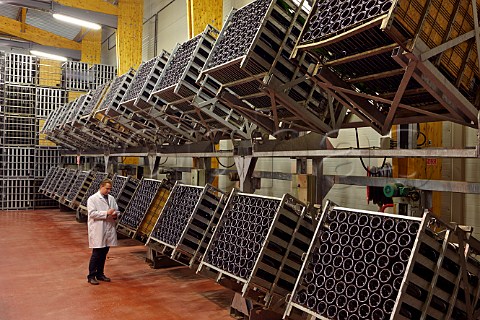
0,15,81,51
53,0,118,16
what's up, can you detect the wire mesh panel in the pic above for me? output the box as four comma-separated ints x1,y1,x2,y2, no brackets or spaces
200,0,343,136
62,61,90,91
35,87,66,118
167,184,226,266
117,178,165,238
285,202,480,320
198,191,315,308
5,53,38,85
115,176,140,215
63,171,91,204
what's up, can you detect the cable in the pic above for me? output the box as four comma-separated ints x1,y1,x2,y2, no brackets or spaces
216,157,235,168
158,157,169,166
355,128,387,175
417,131,427,147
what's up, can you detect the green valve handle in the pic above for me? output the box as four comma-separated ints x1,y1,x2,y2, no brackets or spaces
384,183,403,197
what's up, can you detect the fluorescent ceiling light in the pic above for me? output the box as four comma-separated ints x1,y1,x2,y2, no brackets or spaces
52,13,101,30
30,50,68,62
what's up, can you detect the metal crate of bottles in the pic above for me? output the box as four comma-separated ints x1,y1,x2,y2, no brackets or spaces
117,178,165,238
197,191,315,308
200,0,343,136
285,202,480,320
77,172,109,215
149,183,226,267
34,147,61,178
115,176,140,215
2,115,36,146
62,61,90,91
5,53,38,85
1,178,34,210
0,147,34,178
62,170,92,206
38,166,58,192
35,87,66,118
293,0,480,134
53,168,78,200
75,82,111,128
121,51,170,110
146,183,204,252
89,64,116,90
67,171,95,209
95,69,135,120
133,180,173,243
43,167,65,197
3,84,36,114
33,179,57,208
152,25,218,104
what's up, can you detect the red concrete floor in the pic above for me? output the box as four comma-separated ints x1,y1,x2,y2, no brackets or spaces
0,209,234,320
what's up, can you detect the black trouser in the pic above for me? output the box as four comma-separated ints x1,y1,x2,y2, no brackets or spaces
88,247,109,279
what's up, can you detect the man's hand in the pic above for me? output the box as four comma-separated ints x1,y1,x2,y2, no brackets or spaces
107,208,117,220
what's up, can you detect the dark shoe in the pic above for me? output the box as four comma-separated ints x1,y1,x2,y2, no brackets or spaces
96,275,111,282
88,278,99,285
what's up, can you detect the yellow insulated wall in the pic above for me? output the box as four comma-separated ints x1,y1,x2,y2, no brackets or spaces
116,0,143,74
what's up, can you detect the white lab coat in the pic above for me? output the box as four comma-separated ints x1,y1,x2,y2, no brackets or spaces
87,191,119,248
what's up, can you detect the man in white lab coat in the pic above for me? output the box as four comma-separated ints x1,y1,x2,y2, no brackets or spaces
86,178,119,285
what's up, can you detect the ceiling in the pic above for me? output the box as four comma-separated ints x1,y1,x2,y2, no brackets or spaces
0,0,118,59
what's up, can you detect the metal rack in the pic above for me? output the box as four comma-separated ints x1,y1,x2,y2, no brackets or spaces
67,170,95,209
116,178,166,239
53,168,78,201
293,0,480,134
62,170,91,206
77,171,109,214
1,178,34,210
197,191,315,308
0,147,34,178
5,53,38,85
89,64,116,90
62,61,90,91
285,202,480,320
115,176,140,214
200,0,346,137
35,87,66,119
148,183,226,267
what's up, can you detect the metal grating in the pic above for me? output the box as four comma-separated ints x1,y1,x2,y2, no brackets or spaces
198,191,315,307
